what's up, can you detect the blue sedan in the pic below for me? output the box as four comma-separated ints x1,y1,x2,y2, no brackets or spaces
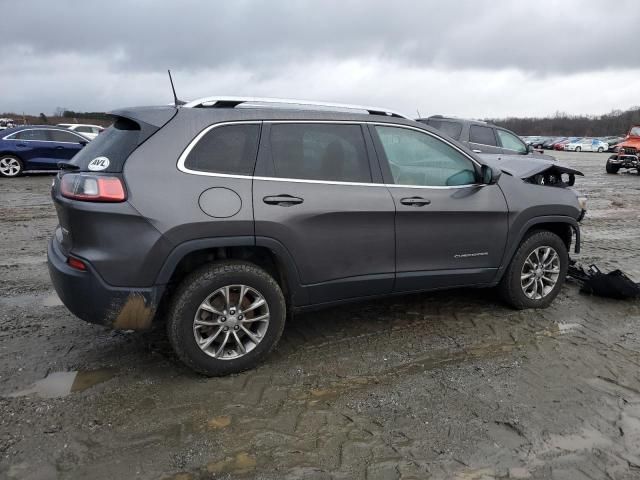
0,125,89,177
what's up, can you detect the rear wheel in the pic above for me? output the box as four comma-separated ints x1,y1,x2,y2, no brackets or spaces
0,155,23,177
606,158,620,174
597,147,604,153
498,231,568,309
167,261,286,376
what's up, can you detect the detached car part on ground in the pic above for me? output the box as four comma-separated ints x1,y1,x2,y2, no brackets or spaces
47,97,586,376
606,125,640,175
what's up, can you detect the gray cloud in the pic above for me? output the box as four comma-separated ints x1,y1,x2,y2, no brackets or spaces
4,0,639,74
2,0,640,116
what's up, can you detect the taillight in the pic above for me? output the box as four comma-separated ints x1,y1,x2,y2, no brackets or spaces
60,173,126,202
67,256,87,271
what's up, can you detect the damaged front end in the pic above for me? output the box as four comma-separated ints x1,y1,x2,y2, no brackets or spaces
480,154,588,226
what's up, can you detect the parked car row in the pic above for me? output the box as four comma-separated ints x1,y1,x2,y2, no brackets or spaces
521,135,624,152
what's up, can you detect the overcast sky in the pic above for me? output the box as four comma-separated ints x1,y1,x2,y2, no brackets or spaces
2,0,639,119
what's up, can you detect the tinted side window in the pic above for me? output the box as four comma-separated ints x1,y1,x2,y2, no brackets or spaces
185,124,260,175
496,129,527,154
14,129,49,141
375,126,476,187
75,126,92,133
270,124,371,183
50,130,83,143
426,119,463,140
469,125,497,146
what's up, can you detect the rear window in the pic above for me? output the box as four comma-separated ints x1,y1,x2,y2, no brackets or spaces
70,117,149,171
469,125,497,146
426,119,463,140
184,124,260,175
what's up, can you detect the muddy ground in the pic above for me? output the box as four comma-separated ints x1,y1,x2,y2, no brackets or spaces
1,151,640,480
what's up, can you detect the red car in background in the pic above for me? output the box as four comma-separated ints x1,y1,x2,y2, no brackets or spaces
554,139,571,150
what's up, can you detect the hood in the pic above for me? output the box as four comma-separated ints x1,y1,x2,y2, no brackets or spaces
478,153,583,179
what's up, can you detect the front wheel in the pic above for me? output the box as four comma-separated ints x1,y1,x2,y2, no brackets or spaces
0,155,23,177
498,231,568,309
606,159,620,174
575,147,581,152
167,261,286,376
597,147,604,153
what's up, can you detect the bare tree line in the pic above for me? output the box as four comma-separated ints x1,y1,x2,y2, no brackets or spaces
487,107,640,137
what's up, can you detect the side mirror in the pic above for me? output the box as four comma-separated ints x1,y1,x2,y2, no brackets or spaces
481,164,501,184
79,140,88,146
527,144,533,153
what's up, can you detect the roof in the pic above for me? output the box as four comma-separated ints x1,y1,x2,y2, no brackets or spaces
418,115,490,126
182,96,410,119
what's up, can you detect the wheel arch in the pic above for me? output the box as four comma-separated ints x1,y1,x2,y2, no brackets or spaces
0,151,23,161
155,236,307,309
495,216,580,283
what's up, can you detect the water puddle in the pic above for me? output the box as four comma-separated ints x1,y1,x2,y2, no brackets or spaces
7,369,115,398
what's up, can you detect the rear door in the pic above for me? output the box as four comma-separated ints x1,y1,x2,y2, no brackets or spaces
253,122,395,305
46,130,86,165
468,125,502,154
370,124,508,292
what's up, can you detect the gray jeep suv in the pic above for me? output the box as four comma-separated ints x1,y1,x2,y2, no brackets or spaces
48,97,586,376
418,115,542,157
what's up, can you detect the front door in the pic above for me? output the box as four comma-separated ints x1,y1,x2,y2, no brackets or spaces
253,122,396,305
370,124,509,292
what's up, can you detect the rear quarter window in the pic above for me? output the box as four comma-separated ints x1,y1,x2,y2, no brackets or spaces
183,123,261,175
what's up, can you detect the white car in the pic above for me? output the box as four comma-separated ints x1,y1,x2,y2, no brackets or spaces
0,118,15,130
565,138,609,153
57,123,104,140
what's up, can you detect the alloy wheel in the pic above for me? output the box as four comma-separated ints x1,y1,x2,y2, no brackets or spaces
520,246,561,300
0,157,21,177
193,284,270,360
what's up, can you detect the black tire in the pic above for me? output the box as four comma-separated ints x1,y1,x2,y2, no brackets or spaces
167,261,286,376
0,155,23,177
498,231,568,310
597,147,604,153
575,146,581,152
606,159,620,174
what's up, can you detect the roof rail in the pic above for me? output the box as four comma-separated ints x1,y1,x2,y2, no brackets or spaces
181,96,410,119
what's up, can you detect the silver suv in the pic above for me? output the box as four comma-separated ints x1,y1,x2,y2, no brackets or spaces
48,97,586,376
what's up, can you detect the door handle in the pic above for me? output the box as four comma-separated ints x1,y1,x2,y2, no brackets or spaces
472,149,482,153
400,196,431,207
263,195,304,206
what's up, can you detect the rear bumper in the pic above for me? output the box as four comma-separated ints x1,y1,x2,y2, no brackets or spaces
47,237,162,330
